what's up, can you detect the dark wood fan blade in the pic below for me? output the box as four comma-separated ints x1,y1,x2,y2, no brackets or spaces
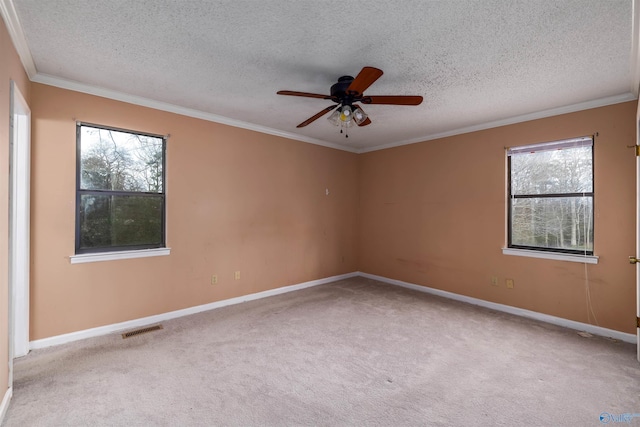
277,90,332,99
361,95,423,105
346,67,383,96
296,105,338,128
352,104,371,127
358,117,372,126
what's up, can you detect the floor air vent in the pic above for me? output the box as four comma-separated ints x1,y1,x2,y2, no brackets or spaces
122,324,163,339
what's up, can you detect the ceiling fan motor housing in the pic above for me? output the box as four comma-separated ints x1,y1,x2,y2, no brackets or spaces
330,76,356,104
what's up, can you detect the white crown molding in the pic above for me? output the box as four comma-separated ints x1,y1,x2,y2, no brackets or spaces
0,0,355,153
358,92,638,153
28,71,640,156
31,73,359,153
4,0,637,154
31,72,639,156
0,0,36,78
34,70,638,155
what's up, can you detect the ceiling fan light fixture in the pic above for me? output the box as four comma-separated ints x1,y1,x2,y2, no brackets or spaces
353,106,368,125
339,105,352,122
327,105,354,127
327,109,341,126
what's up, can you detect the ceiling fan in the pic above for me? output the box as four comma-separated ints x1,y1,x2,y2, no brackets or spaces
277,66,423,134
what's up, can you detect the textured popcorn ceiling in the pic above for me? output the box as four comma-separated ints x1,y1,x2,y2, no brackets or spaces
5,0,638,152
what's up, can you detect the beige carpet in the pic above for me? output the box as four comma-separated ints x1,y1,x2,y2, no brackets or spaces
4,276,640,426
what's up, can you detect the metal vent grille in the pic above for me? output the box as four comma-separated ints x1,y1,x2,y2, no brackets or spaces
122,324,163,339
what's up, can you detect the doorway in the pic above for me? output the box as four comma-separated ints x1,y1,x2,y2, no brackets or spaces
637,119,640,363
8,80,31,380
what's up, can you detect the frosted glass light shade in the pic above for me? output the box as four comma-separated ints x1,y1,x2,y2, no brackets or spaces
327,109,341,126
340,105,352,122
353,106,368,125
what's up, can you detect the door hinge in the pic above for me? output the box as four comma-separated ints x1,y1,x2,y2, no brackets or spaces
625,145,640,156
637,316,640,328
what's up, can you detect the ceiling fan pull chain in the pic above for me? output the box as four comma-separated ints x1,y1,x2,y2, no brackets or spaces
338,122,348,138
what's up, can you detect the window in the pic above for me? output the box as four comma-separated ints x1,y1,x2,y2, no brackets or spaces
76,123,166,254
507,136,593,255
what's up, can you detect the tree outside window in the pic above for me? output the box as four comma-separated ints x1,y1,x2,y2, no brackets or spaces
76,123,166,254
508,137,593,255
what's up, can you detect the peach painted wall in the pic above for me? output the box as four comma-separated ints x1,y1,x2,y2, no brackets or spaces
30,84,358,340
0,18,31,393
359,101,637,334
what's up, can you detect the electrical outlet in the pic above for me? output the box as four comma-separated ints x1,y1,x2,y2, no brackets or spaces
506,279,514,289
491,276,498,286
234,271,240,280
211,275,218,285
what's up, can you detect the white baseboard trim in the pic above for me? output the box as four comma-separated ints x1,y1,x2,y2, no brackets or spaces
29,270,636,350
358,272,638,344
0,387,12,425
30,271,359,350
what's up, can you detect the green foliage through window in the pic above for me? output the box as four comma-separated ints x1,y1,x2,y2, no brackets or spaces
508,137,593,255
76,124,166,253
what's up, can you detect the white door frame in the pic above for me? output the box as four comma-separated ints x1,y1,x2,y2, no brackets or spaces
637,119,640,363
8,80,31,378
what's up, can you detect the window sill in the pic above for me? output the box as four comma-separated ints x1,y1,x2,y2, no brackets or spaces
502,248,598,264
70,248,171,264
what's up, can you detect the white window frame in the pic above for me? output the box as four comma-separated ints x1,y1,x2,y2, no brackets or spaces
503,136,598,264
71,122,170,263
